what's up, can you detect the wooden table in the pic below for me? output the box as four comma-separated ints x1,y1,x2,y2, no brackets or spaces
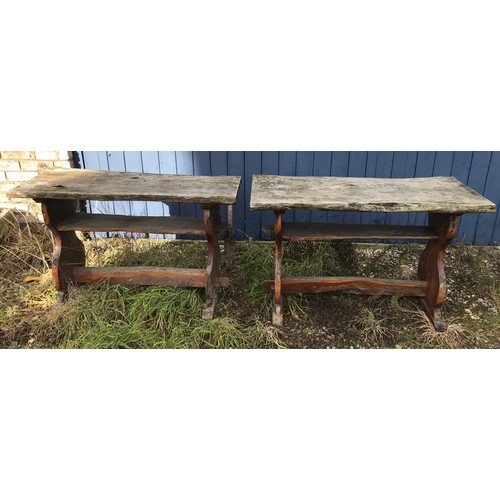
9,169,241,320
250,175,496,330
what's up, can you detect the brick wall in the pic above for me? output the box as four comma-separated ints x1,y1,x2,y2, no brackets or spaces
0,151,74,214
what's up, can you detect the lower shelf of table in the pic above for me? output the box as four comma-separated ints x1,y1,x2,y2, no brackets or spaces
57,213,230,235
72,267,230,287
263,277,428,296
262,222,440,241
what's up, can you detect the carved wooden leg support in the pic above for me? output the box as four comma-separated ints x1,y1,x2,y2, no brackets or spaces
40,199,86,304
202,204,221,319
418,213,459,332
224,204,235,254
272,210,284,326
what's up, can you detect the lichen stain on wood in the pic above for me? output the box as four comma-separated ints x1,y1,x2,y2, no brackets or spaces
250,175,496,213
9,169,242,205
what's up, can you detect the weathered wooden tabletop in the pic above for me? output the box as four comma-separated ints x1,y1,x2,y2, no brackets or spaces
250,175,496,213
8,169,242,204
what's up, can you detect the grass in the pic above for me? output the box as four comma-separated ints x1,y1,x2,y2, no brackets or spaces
1,214,499,349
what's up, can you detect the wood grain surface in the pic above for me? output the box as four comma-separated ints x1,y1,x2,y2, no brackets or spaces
73,266,230,287
262,222,441,240
9,169,241,204
263,277,428,296
57,213,230,235
250,175,496,213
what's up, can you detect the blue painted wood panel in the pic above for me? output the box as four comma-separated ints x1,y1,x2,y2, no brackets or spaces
310,152,331,224
344,151,367,225
295,151,315,224
209,151,229,225
244,151,262,239
328,152,349,224
158,151,180,218
369,151,394,226
361,152,378,225
105,152,131,217
278,151,296,224
476,152,500,244
460,152,492,243
390,151,418,226
227,152,245,239
175,151,197,220
260,152,279,238
78,151,500,245
140,151,166,220
123,151,148,219
409,151,436,227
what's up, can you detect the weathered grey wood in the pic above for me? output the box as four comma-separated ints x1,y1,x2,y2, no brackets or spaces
262,222,440,240
57,213,230,235
9,169,241,204
250,175,496,213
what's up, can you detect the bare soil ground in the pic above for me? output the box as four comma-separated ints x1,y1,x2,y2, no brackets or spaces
1,216,499,349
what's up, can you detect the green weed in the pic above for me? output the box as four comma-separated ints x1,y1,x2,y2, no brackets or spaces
1,219,499,349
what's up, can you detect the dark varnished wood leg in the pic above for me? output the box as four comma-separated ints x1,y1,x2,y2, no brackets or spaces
418,213,459,332
272,210,284,326
202,204,221,319
224,204,235,254
39,199,86,304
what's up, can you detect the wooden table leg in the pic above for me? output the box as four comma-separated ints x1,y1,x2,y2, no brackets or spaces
202,204,221,319
418,213,459,332
39,199,85,304
272,210,284,326
224,204,235,253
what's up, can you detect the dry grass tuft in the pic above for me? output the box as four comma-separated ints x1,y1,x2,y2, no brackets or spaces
348,307,399,346
0,211,52,278
1,217,499,349
411,310,484,349
0,211,53,331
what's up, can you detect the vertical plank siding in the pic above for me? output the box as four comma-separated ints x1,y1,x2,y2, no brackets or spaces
260,152,279,236
459,151,492,243
369,151,394,226
79,151,500,245
328,152,349,225
140,151,166,219
227,152,245,239
390,151,417,226
175,151,197,220
476,152,500,244
294,151,315,224
105,152,130,217
244,151,262,239
158,151,179,217
344,151,367,225
123,151,148,218
209,151,229,225
310,152,332,224
278,151,296,224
